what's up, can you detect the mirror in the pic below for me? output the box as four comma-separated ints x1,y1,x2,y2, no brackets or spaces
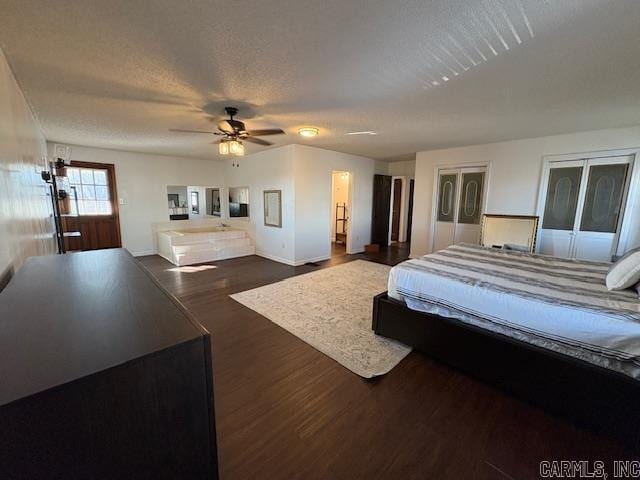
190,191,199,214
167,185,220,220
207,188,221,216
480,214,539,253
167,185,189,220
264,190,282,228
229,187,250,218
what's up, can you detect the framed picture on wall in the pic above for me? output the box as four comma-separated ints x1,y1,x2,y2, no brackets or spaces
263,190,282,228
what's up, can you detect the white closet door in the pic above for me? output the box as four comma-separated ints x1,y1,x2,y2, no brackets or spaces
453,167,486,245
572,156,631,261
538,160,585,258
538,155,632,261
433,169,459,252
433,167,486,252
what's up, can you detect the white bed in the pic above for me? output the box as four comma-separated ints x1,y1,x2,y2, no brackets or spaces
388,243,640,378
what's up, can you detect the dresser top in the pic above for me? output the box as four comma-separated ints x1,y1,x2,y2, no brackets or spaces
0,249,207,406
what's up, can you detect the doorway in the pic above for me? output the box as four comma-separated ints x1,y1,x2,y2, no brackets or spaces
432,166,487,252
62,161,122,251
537,154,634,261
390,178,403,242
406,179,415,243
331,171,351,257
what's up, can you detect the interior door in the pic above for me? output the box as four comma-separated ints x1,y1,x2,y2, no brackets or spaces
433,167,486,251
390,178,402,241
453,168,486,244
538,160,584,258
538,155,632,261
573,156,631,261
62,161,122,251
406,179,415,243
433,169,459,251
371,174,392,246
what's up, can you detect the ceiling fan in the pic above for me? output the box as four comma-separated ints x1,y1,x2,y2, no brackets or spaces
170,106,285,155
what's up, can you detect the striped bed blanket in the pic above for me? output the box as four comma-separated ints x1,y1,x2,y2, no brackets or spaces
388,243,640,377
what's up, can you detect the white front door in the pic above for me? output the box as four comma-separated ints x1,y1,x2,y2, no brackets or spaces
433,167,486,252
539,155,632,261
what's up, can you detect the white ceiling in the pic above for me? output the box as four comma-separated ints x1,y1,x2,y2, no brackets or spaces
1,0,639,161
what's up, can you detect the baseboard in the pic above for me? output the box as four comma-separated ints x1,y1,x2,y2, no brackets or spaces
131,250,154,257
256,251,297,266
293,255,330,266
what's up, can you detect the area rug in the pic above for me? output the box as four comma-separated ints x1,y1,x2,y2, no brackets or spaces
229,260,411,378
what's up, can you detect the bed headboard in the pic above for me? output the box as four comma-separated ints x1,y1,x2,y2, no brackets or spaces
480,214,539,253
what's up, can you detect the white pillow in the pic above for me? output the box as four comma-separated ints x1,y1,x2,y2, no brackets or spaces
606,247,640,291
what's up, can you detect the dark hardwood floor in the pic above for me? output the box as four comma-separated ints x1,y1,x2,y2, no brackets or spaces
138,244,629,480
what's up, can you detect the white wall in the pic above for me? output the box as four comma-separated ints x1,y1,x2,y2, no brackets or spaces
47,143,226,255
387,159,416,178
0,48,54,278
411,126,640,257
293,144,375,263
224,145,296,264
224,144,376,265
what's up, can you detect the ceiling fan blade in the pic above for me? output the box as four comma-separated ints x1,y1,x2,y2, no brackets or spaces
217,120,235,133
246,128,285,136
217,119,246,133
243,136,273,146
169,128,214,134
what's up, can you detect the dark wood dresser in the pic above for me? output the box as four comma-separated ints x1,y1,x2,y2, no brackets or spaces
0,249,218,479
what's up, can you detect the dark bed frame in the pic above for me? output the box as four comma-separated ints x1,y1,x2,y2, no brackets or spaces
373,292,640,448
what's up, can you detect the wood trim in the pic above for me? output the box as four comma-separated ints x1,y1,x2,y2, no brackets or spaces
69,160,122,248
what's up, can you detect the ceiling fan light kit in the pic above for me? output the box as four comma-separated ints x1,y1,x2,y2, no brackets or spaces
172,106,285,157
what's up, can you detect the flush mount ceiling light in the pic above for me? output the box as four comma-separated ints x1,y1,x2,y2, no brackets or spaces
345,131,377,136
298,127,319,137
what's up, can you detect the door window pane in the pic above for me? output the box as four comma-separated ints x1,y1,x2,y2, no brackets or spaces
67,167,112,215
580,163,628,233
542,167,583,230
95,186,109,201
93,170,107,185
437,174,457,222
80,169,94,184
82,185,96,200
457,172,484,224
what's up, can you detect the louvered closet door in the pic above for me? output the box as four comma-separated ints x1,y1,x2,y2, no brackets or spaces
539,155,632,261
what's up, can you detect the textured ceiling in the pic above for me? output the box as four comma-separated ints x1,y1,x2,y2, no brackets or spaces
1,0,639,161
